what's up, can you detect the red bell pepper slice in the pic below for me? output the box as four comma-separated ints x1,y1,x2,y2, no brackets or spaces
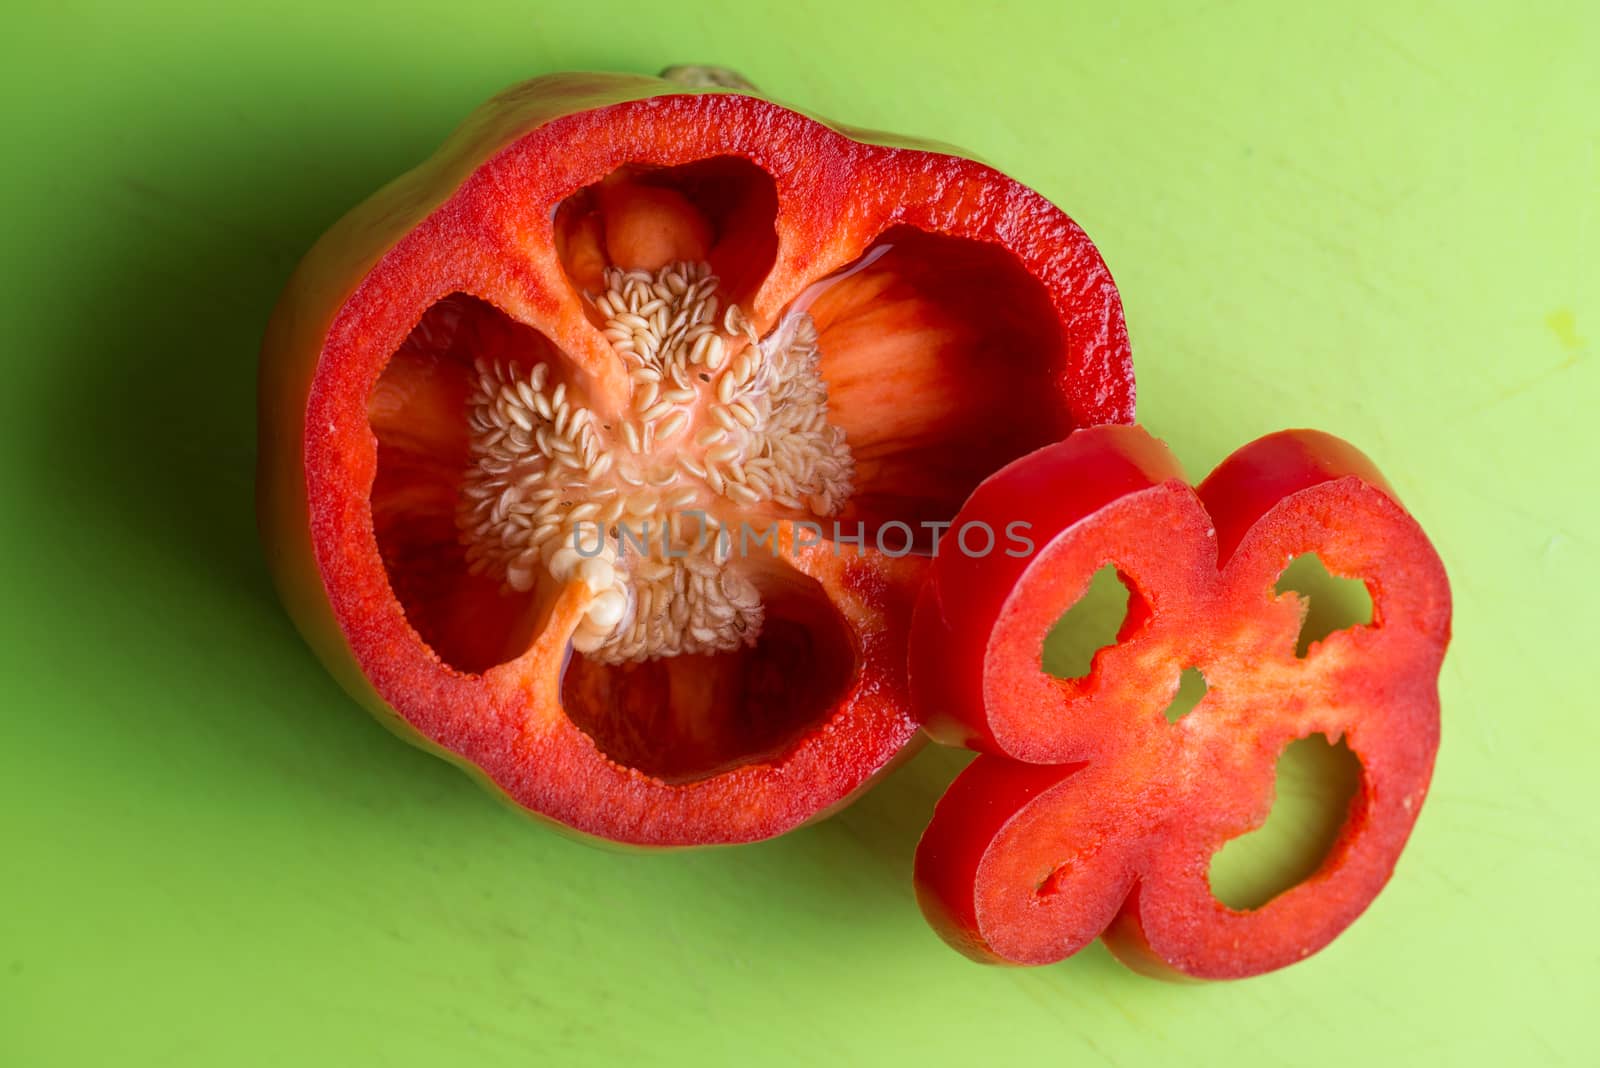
909,426,1450,978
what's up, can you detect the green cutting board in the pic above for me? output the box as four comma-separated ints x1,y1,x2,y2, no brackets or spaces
2,2,1594,1064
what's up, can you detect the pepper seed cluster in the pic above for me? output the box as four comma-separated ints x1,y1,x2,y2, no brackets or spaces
458,261,854,663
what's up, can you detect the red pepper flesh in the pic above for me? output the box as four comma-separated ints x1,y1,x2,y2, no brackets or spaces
258,72,1134,847
910,426,1450,977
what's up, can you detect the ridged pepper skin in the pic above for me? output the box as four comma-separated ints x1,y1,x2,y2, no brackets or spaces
910,426,1449,977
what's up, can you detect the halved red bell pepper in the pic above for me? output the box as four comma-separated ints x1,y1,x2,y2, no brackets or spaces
257,70,1134,846
910,425,1449,977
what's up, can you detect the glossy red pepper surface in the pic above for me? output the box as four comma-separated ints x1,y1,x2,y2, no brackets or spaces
911,426,1450,977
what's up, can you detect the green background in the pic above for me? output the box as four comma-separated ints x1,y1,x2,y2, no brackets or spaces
3,1,1594,1064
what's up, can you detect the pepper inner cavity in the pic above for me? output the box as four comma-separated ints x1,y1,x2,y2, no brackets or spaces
460,261,854,663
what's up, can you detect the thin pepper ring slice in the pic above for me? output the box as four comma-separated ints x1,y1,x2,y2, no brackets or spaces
910,426,1450,977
